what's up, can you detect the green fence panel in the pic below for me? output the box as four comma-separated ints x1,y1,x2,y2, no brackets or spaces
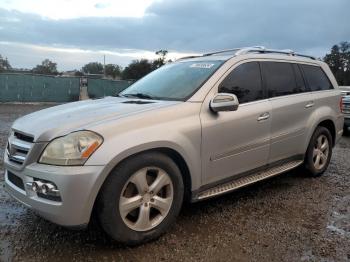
0,73,134,102
0,73,80,102
88,78,133,98
0,74,20,101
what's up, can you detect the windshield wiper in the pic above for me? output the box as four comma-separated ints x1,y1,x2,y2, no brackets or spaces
120,93,155,100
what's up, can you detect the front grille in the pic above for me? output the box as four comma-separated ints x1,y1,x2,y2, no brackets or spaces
343,102,350,114
7,131,34,165
14,132,34,143
7,171,25,190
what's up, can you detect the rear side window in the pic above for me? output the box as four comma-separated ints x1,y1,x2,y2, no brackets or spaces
218,62,263,103
261,62,300,98
301,65,333,91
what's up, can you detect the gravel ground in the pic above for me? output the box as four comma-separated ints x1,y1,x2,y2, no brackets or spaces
0,104,349,262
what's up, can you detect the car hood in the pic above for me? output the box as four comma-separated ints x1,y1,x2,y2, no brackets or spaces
12,97,181,142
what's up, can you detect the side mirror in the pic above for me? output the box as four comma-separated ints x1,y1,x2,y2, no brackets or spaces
210,93,239,113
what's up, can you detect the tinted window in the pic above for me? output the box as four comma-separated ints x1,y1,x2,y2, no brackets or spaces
301,65,333,91
261,62,299,98
292,64,307,92
218,62,263,103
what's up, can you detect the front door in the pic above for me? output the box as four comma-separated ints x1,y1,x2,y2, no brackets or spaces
200,61,271,185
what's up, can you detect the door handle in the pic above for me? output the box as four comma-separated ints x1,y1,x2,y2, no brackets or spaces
305,101,314,108
257,112,270,121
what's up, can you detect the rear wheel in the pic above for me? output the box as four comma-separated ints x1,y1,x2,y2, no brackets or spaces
304,126,333,176
97,152,184,245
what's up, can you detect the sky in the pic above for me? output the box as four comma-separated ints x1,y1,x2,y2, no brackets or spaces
0,0,349,71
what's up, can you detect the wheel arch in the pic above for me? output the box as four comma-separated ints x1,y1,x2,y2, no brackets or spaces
113,147,192,202
317,119,336,147
302,117,337,158
91,146,194,220
154,147,192,202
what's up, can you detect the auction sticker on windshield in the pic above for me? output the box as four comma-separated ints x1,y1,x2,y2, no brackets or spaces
190,63,215,69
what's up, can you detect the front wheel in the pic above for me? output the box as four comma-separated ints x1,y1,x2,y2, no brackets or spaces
304,126,333,177
97,152,184,245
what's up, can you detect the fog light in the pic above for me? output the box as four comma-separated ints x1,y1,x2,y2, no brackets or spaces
41,183,55,194
26,179,61,201
32,181,44,192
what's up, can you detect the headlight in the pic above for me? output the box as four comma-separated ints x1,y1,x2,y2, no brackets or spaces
39,131,103,166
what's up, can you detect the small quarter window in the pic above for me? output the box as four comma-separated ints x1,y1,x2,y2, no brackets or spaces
300,65,333,91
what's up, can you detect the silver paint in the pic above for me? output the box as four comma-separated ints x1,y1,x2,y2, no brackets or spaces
4,52,344,227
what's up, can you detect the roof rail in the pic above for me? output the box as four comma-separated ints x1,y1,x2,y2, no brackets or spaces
236,46,316,60
177,55,203,61
177,46,316,61
234,46,267,55
203,48,241,56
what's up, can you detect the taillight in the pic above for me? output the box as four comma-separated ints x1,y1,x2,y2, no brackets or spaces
340,97,344,113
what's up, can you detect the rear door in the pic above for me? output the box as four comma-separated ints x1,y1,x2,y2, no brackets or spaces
261,61,316,163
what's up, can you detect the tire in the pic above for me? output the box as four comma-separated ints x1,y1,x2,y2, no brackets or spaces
304,126,333,177
343,126,349,136
96,152,184,245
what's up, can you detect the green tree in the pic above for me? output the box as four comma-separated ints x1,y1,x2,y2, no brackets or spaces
82,62,104,74
121,50,170,80
32,59,58,75
122,59,154,80
324,41,350,85
74,71,84,77
105,64,122,79
152,49,169,69
0,55,12,72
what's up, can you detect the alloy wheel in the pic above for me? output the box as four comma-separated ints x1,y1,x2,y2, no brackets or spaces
119,167,174,231
312,134,329,170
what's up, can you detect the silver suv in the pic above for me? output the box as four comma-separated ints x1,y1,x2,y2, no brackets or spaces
4,47,344,245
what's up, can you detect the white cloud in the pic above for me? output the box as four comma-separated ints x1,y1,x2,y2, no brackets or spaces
0,0,348,69
0,0,155,19
0,41,199,70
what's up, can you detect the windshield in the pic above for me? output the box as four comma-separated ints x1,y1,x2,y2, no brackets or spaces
120,60,224,101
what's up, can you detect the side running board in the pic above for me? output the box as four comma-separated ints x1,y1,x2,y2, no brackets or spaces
196,160,303,200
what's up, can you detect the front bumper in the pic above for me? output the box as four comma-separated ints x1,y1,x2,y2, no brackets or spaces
4,156,105,227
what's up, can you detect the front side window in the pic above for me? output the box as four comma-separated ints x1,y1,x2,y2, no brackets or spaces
120,60,224,101
301,65,334,91
261,62,299,98
218,62,263,103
